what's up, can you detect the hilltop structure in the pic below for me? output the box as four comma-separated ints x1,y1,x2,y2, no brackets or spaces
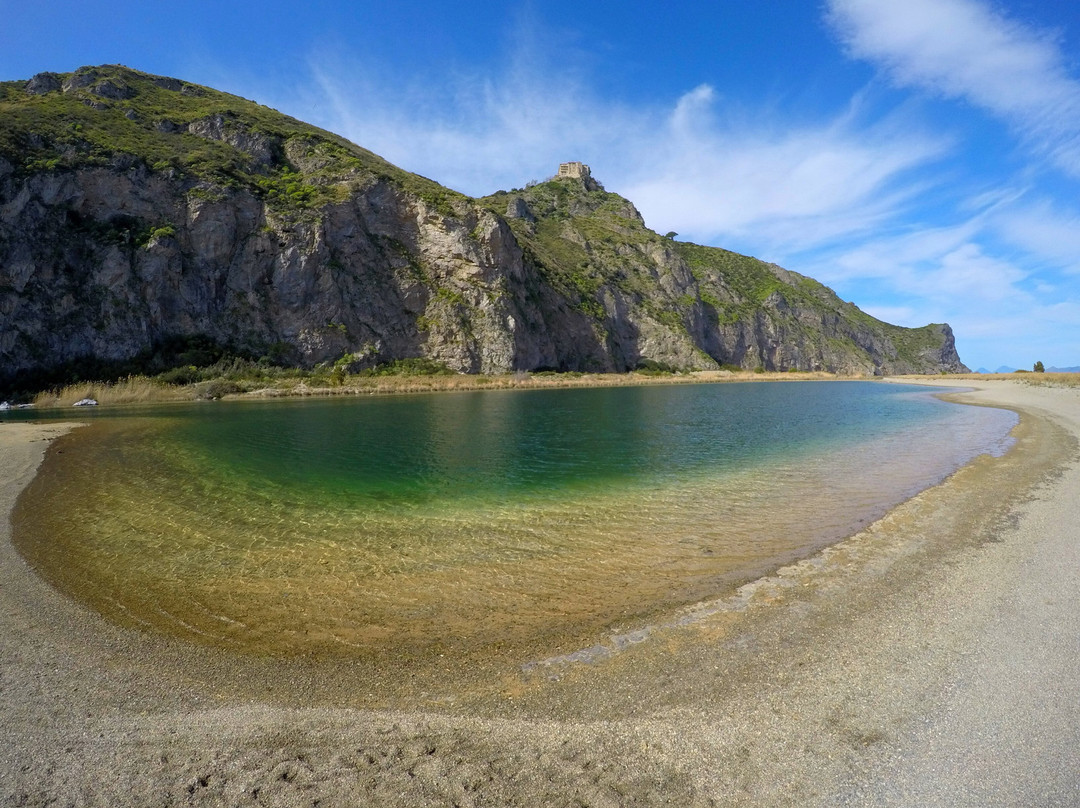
555,161,601,191
557,161,590,179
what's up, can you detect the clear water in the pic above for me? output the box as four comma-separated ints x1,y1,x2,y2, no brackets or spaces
12,382,1016,663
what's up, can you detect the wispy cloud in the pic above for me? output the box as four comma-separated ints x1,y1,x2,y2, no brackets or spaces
935,243,1031,302
807,219,1031,314
618,86,948,254
799,195,1080,366
992,199,1080,273
825,0,1080,175
296,39,644,197
814,0,1080,365
293,53,949,260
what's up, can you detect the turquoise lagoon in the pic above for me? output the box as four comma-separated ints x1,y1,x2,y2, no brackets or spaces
12,381,1016,662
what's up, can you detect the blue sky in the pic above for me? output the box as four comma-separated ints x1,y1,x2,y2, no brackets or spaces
4,0,1080,371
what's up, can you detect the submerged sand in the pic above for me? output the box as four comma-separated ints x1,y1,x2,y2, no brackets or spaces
2,379,1079,806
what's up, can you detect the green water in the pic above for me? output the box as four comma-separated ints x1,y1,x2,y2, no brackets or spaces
13,382,1016,665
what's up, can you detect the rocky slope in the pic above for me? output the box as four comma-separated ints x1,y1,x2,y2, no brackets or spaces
0,65,967,391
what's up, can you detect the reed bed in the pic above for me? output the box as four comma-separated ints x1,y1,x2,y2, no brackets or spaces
32,376,196,408
25,369,835,409
30,368,1076,411
242,369,848,399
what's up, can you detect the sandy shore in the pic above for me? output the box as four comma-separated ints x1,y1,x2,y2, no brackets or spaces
2,379,1078,806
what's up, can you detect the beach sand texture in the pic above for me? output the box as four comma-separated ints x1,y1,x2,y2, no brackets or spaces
2,379,1078,806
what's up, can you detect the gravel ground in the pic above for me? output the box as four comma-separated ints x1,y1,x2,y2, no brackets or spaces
1,379,1077,807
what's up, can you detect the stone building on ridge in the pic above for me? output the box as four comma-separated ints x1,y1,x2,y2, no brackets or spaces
557,161,590,179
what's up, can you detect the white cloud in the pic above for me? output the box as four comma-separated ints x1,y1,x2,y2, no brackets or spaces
302,57,634,196
798,208,1080,368
811,220,1031,306
936,243,1029,301
991,199,1080,273
619,88,949,251
286,53,952,262
826,0,1080,175
816,219,983,285
587,82,950,249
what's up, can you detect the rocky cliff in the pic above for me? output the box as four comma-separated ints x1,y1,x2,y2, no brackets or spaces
0,65,968,391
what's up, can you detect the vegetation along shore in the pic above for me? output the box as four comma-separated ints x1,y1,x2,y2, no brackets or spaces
12,364,1079,410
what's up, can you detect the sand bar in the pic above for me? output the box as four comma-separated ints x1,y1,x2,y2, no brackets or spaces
2,379,1078,806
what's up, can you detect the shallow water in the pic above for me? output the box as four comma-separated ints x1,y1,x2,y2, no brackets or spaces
12,382,1016,666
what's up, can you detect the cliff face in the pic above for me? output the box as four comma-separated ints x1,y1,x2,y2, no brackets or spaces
0,66,967,390
483,183,967,376
0,160,536,375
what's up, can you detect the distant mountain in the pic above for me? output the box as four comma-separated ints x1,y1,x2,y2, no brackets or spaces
995,366,1019,374
0,65,969,392
1049,366,1080,373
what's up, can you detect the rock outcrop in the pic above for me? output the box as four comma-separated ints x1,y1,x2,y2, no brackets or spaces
0,65,968,391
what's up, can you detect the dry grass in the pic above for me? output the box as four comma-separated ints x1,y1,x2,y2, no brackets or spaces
31,369,847,409
31,376,196,408
1007,372,1080,388
38,367,1068,411
239,369,851,399
891,372,1080,389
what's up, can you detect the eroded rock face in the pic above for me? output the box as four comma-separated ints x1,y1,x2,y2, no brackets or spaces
187,115,278,168
0,169,549,379
24,73,61,96
0,163,968,385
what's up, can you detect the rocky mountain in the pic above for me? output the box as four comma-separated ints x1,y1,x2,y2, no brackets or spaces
0,65,968,392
